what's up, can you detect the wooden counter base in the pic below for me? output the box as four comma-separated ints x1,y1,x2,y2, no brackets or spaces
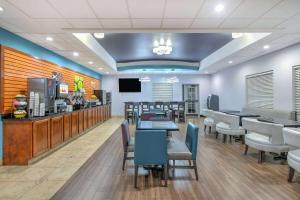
3,105,111,165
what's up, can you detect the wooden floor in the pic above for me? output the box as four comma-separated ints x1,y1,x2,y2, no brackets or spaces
52,118,300,200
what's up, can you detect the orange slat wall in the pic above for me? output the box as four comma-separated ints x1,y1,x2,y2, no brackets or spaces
1,46,100,114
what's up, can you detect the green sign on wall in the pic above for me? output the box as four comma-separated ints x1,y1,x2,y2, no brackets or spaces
74,76,84,91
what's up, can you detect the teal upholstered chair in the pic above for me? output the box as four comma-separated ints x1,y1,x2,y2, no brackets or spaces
168,122,199,180
134,130,168,188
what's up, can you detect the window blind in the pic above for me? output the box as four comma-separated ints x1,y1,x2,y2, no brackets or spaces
246,71,273,109
152,83,173,101
294,66,300,120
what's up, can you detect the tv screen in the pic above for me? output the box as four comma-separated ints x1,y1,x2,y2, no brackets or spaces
119,78,141,92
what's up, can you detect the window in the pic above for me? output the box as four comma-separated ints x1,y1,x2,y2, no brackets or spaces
294,66,300,120
246,71,273,109
152,83,173,101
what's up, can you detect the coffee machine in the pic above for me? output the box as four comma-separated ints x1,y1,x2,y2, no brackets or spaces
28,78,56,114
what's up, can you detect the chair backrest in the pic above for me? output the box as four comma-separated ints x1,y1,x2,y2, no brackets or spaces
242,106,297,120
134,111,139,128
242,118,284,144
141,112,156,120
185,122,199,160
134,130,167,165
121,120,130,152
214,112,240,129
283,128,300,147
202,109,214,118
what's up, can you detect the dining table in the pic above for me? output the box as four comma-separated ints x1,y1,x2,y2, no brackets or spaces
137,120,179,132
257,117,300,128
220,110,260,126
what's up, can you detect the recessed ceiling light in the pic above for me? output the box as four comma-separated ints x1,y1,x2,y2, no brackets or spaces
215,4,224,12
46,36,53,41
263,45,270,50
228,60,233,64
0,7,4,12
106,72,109,74
232,33,244,39
73,52,79,57
94,33,105,39
98,67,103,70
88,61,93,65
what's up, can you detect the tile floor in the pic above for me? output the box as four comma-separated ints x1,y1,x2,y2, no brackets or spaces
0,117,124,200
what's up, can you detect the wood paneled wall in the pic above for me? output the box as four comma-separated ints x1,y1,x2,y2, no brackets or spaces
0,46,100,114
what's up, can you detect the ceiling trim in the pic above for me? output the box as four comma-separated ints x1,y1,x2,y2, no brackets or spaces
63,28,282,33
72,33,117,71
117,60,199,67
117,65,199,72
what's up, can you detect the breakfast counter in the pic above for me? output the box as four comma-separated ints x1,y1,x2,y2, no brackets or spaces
2,104,111,165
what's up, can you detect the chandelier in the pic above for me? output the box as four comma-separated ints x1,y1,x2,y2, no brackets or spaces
153,38,172,55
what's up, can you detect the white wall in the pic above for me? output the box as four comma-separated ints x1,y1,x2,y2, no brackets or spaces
211,43,300,111
102,74,211,116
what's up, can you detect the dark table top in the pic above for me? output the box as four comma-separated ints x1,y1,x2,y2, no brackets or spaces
137,121,179,131
143,111,166,116
257,117,300,127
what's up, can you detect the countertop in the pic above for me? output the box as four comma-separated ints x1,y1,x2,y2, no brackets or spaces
2,104,110,121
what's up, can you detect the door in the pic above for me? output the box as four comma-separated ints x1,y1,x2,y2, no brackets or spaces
33,119,50,156
51,116,64,148
183,84,200,117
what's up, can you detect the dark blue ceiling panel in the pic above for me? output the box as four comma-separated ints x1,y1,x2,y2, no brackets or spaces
94,33,233,62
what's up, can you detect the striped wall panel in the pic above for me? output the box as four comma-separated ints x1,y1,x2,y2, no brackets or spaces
0,46,100,114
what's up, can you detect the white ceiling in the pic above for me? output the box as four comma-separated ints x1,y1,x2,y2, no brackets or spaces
0,0,300,75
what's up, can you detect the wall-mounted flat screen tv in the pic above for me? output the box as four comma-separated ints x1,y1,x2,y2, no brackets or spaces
119,78,141,92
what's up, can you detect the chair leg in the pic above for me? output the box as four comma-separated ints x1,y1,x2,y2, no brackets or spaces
223,135,227,143
204,125,207,133
134,165,138,188
288,166,295,183
209,126,212,134
244,145,248,155
258,151,265,164
122,152,127,170
229,135,232,143
241,135,245,144
188,160,191,166
164,164,168,187
173,160,175,170
193,160,199,181
215,132,219,139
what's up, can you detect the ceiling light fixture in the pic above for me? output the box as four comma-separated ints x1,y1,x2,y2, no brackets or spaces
88,61,93,65
0,7,4,12
263,45,270,50
167,76,179,83
153,37,172,55
215,4,224,12
139,76,151,82
98,67,103,70
232,33,244,39
228,60,233,64
73,52,79,57
46,36,53,41
106,72,110,74
94,33,105,39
